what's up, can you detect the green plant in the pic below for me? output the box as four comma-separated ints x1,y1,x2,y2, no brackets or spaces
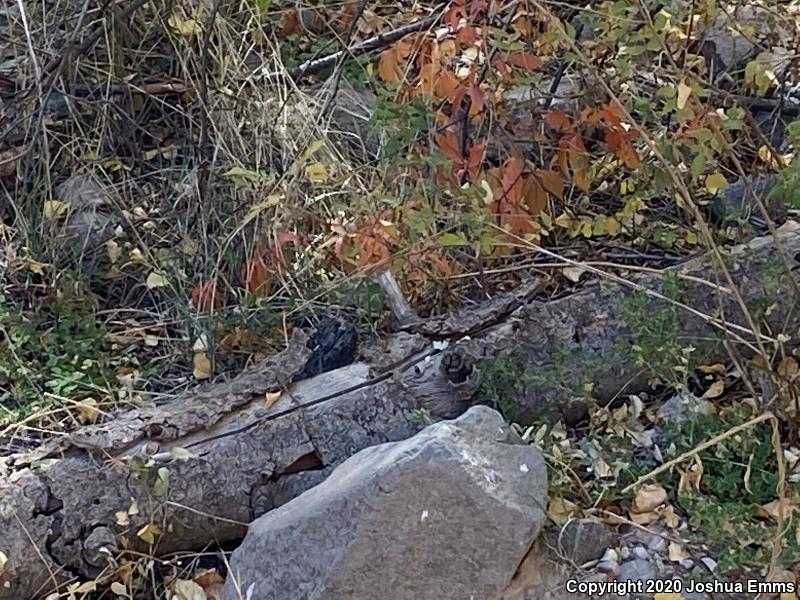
770,121,800,208
369,85,435,161
618,272,693,386
0,275,113,424
659,403,798,572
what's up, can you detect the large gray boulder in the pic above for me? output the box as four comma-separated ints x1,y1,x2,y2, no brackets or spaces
222,405,548,600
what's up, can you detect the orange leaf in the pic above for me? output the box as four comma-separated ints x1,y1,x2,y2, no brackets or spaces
465,143,485,180
191,280,224,313
331,1,357,33
241,258,271,295
434,129,463,163
434,71,461,100
546,109,572,131
378,40,412,83
282,9,302,35
503,51,542,71
538,169,564,200
500,157,526,205
524,178,548,216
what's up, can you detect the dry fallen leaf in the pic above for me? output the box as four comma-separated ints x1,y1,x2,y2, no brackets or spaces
265,390,282,408
667,541,690,562
136,522,161,544
547,497,578,525
171,578,207,600
0,550,7,578
193,352,212,379
702,379,725,399
631,483,667,513
562,266,586,283
75,399,101,424
145,271,169,289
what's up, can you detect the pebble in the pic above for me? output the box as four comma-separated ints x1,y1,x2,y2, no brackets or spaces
680,558,695,570
619,546,631,560
597,561,619,575
647,536,667,553
632,546,649,560
699,556,717,572
618,558,657,583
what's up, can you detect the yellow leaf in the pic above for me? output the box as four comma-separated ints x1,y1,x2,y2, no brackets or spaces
167,13,202,36
145,271,169,289
562,266,585,283
115,511,130,526
684,230,698,245
193,352,212,379
554,212,573,228
265,390,282,408
22,257,46,276
110,582,128,596
654,593,684,600
605,216,620,237
305,162,330,183
698,363,725,374
75,399,101,424
302,139,326,160
171,579,207,600
546,497,578,525
676,80,692,109
136,522,161,544
106,240,122,264
43,200,70,219
705,172,727,194
702,379,725,399
0,550,6,578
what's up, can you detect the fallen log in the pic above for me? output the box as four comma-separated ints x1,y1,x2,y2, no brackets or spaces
2,225,800,599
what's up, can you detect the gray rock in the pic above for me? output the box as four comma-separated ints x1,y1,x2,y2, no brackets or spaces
710,175,789,229
597,561,619,575
546,519,615,566
657,392,715,425
647,535,667,553
632,545,649,560
222,406,548,600
617,558,657,584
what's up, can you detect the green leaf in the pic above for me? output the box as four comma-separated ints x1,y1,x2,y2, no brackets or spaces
439,232,468,246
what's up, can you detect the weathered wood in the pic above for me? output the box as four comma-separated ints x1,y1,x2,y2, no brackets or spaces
2,226,800,599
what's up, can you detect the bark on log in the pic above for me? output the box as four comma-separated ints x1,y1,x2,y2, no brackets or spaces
2,225,800,599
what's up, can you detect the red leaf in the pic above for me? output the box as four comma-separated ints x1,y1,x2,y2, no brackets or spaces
465,143,485,180
191,280,224,313
435,129,463,162
538,169,564,200
546,109,572,131
500,157,526,205
503,52,542,71
241,258,271,295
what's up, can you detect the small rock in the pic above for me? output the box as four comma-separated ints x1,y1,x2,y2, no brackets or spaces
699,556,717,572
547,519,615,566
632,546,649,560
647,536,667,553
597,561,619,575
619,546,631,560
657,392,714,424
680,558,695,570
600,548,618,563
617,558,657,584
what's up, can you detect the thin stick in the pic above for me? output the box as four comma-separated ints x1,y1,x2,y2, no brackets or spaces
260,12,444,81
